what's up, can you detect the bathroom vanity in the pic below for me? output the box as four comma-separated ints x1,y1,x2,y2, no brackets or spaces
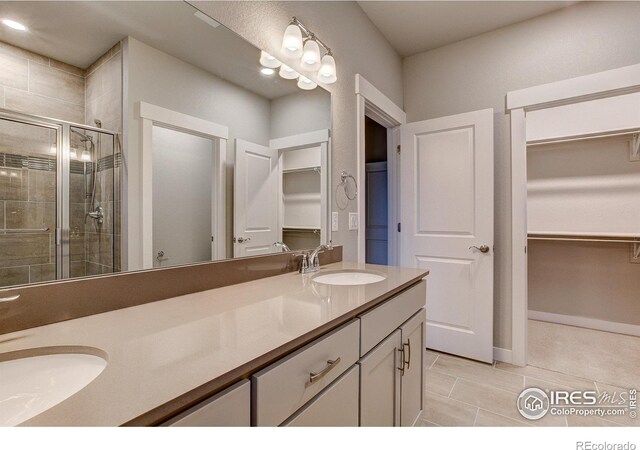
0,262,427,427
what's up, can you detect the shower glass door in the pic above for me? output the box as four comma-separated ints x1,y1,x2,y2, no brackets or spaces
0,113,117,288
0,117,60,287
69,126,116,278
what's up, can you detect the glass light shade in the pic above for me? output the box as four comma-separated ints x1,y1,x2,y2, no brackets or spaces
81,149,92,162
279,64,299,80
50,146,57,154
297,75,317,91
69,147,78,159
259,51,281,69
318,54,337,84
281,24,303,58
301,39,321,70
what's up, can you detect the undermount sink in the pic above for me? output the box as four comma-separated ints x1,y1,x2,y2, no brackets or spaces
312,270,387,286
0,350,107,426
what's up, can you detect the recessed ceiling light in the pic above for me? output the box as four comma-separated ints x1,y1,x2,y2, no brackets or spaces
2,19,27,31
260,67,275,76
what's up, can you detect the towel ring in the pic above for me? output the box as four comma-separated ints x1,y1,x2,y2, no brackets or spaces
335,171,357,210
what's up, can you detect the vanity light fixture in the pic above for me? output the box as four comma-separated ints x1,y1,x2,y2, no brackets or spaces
280,17,337,85
301,39,321,70
281,21,303,58
319,54,337,84
297,75,317,91
279,63,299,80
2,19,27,31
259,51,281,69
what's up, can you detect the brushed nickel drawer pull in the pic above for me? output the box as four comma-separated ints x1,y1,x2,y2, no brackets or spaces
397,348,405,376
0,294,20,303
309,357,341,384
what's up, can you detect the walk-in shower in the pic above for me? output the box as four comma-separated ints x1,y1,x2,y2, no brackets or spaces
0,109,119,287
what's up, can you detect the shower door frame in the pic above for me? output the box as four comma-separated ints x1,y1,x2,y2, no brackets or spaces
0,107,117,282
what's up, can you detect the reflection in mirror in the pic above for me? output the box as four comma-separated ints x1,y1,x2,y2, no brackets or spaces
0,1,331,288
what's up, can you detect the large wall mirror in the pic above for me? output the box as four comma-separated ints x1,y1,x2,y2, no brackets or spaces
0,1,332,288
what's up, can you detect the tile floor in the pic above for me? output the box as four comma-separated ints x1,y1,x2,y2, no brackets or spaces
420,320,640,427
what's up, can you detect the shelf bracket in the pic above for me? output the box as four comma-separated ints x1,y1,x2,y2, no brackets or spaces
630,133,640,161
633,242,640,260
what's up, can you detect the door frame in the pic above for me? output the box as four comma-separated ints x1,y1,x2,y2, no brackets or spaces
138,101,228,269
506,63,640,367
355,74,406,265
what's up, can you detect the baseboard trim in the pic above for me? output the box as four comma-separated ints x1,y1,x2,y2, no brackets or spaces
529,310,640,337
493,347,513,364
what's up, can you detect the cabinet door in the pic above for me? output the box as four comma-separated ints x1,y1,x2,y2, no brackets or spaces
165,379,250,427
400,309,426,426
283,365,359,427
359,329,402,426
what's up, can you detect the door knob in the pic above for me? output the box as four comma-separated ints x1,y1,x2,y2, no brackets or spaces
469,245,490,253
236,237,251,243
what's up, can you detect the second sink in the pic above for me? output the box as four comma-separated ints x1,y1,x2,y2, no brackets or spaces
312,270,387,286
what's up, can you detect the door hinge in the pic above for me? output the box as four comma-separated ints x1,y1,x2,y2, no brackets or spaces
397,222,401,232
211,236,214,242
396,145,401,154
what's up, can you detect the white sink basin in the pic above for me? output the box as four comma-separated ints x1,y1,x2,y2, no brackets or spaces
312,270,387,286
0,351,107,426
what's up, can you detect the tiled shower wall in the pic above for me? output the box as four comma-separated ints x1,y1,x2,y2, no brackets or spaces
0,40,122,286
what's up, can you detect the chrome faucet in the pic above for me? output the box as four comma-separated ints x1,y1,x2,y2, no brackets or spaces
299,243,333,274
273,241,291,252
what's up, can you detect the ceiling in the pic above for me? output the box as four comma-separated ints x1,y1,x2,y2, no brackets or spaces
0,1,302,99
358,1,577,57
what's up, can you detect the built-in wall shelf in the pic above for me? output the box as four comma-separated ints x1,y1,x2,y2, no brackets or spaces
528,232,640,244
283,226,320,233
282,166,321,174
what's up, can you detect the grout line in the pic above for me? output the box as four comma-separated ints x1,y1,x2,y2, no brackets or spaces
428,354,439,370
472,408,479,427
477,408,530,427
448,377,459,398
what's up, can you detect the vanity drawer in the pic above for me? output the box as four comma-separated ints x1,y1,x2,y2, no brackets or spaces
282,365,359,427
252,319,360,426
164,379,250,427
359,280,426,356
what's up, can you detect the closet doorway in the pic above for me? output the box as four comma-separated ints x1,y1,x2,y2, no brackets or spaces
508,64,640,376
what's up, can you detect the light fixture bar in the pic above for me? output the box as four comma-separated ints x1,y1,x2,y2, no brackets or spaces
290,17,332,55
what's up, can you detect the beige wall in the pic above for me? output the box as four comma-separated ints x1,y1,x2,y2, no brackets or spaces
191,1,404,260
402,1,640,349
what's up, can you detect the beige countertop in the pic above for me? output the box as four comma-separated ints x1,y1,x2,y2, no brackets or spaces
0,262,427,426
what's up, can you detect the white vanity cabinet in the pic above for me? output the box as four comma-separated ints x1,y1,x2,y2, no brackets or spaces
358,282,426,427
160,280,426,427
164,379,250,427
359,329,403,426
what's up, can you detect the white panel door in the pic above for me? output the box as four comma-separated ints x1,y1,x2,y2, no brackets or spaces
234,139,279,257
400,109,494,363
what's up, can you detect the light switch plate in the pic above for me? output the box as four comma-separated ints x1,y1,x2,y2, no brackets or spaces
348,212,358,230
331,212,339,231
